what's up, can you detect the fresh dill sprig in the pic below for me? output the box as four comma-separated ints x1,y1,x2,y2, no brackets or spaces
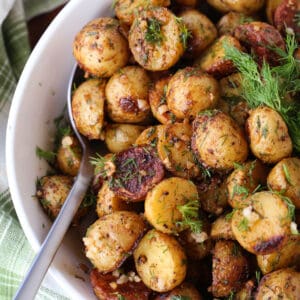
170,296,191,300
224,32,300,152
36,146,56,164
176,199,202,233
175,17,191,50
90,154,116,177
145,18,164,45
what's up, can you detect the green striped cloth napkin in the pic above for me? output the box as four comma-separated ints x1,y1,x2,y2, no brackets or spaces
0,0,70,299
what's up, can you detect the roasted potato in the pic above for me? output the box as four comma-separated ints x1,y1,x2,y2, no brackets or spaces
90,268,151,300
246,106,293,164
206,0,265,14
145,177,199,234
267,157,300,209
57,134,82,176
134,229,187,292
178,9,217,59
105,66,152,124
83,211,146,273
114,0,170,26
234,279,256,300
257,234,300,274
128,7,185,71
72,78,106,140
96,181,133,218
73,18,129,77
174,0,198,6
192,110,249,171
155,282,202,300
157,122,199,178
211,213,235,240
134,126,160,146
166,67,220,120
195,35,243,78
231,191,292,255
266,0,282,23
234,21,285,66
210,240,249,298
226,160,268,209
256,268,300,299
104,124,145,153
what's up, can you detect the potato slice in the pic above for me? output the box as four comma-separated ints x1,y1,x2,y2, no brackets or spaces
231,191,292,255
145,177,199,234
134,229,187,292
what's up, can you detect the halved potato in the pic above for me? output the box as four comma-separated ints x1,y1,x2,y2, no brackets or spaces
135,126,160,146
231,191,292,255
134,229,187,292
211,213,235,240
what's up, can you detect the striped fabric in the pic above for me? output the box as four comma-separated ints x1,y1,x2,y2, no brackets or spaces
0,0,69,299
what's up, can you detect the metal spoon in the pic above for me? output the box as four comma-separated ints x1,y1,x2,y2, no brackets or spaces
13,64,94,300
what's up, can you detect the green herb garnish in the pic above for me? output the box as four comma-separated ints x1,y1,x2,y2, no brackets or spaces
238,218,249,232
90,154,116,177
145,18,164,45
171,296,191,300
36,147,56,164
282,164,293,185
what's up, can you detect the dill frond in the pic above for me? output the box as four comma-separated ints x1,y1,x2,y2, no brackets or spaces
145,18,164,45
90,154,116,177
36,146,56,164
175,17,192,50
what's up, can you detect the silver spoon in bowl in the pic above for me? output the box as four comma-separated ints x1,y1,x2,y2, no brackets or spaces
13,64,94,300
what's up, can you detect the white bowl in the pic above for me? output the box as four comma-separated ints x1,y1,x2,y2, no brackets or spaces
6,1,113,299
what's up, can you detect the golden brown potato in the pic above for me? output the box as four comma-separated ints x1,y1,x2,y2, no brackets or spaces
166,67,220,120
145,177,199,234
134,126,160,146
128,7,185,71
72,78,106,140
192,110,249,171
246,106,292,164
134,229,187,292
73,18,129,77
217,12,254,36
256,268,300,299
195,35,242,78
266,0,282,23
36,175,73,219
157,122,199,178
149,76,178,124
154,282,202,300
83,211,146,273
104,124,145,153
210,240,249,298
105,66,152,124
226,160,268,209
114,0,170,26
257,234,300,274
211,214,235,240
96,181,133,218
234,279,256,300
231,191,292,255
267,157,300,209
178,9,217,59
57,134,82,176
206,0,265,14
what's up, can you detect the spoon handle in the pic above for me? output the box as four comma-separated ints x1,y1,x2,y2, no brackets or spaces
13,172,92,300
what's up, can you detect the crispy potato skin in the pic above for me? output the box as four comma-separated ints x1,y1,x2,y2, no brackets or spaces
210,240,249,298
192,110,248,171
134,229,187,292
195,35,243,78
57,135,82,176
211,214,235,240
266,0,283,23
83,211,146,273
234,21,285,66
227,160,268,209
72,79,106,140
257,235,300,274
145,177,199,234
105,66,152,124
231,191,292,255
207,0,265,14
256,268,300,299
246,106,292,164
115,0,170,26
110,146,165,201
73,18,129,77
166,67,219,120
179,9,217,59
129,7,184,71
267,157,300,209
104,124,145,153
90,269,151,300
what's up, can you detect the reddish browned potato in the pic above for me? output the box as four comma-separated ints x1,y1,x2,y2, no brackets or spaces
109,146,165,201
210,240,249,298
90,268,151,300
234,21,286,66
